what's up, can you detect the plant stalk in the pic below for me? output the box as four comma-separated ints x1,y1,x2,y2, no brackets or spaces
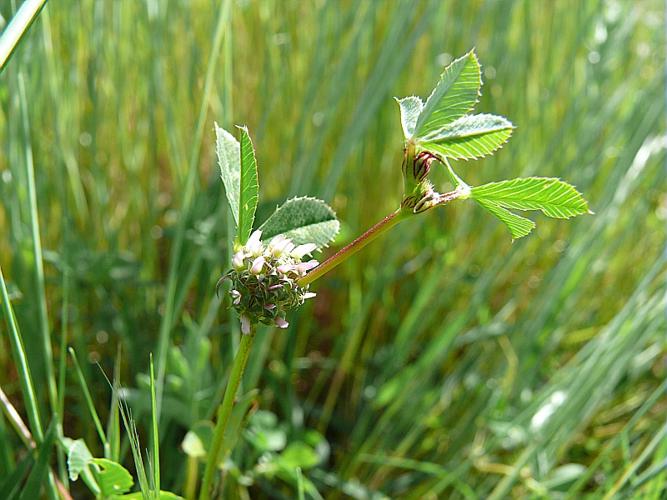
298,208,407,286
0,0,48,71
199,327,256,499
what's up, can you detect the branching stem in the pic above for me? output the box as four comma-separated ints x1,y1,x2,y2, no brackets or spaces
298,188,466,286
298,208,407,286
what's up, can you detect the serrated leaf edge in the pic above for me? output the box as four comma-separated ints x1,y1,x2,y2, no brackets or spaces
259,196,340,251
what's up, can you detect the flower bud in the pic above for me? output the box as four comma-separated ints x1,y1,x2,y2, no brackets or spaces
245,229,263,255
412,151,438,181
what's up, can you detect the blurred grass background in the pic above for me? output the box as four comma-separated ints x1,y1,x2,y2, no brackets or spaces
0,0,666,497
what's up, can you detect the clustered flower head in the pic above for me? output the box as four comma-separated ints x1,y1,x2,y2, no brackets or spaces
223,230,318,334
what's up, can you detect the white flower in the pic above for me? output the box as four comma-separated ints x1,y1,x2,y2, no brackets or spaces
250,256,265,275
276,263,293,275
275,317,289,329
245,230,263,255
268,235,291,257
232,251,245,270
292,243,317,259
303,292,316,300
231,289,242,305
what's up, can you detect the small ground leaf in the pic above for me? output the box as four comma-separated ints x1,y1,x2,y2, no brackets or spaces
92,458,134,496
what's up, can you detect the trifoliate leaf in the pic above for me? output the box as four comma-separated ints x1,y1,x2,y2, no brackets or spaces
237,126,259,245
215,123,241,227
471,177,590,219
259,197,339,249
414,50,481,137
419,113,513,160
395,96,423,139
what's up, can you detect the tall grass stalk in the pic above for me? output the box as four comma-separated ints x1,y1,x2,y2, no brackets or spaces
154,0,233,418
0,0,48,70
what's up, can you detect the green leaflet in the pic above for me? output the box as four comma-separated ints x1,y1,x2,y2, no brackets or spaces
413,50,481,137
237,126,259,245
215,123,241,227
475,198,536,240
259,197,340,249
215,124,261,244
419,113,514,160
472,177,590,239
471,177,590,219
395,96,423,139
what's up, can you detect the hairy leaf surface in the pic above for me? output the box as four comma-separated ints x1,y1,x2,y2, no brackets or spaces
259,197,339,249
420,113,513,160
396,96,423,139
215,123,241,226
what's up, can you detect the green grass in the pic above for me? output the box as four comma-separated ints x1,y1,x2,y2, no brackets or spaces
0,0,665,498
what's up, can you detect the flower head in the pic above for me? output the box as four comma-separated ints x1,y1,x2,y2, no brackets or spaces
222,231,319,333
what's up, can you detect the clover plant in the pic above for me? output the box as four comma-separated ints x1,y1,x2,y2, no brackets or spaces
200,50,590,497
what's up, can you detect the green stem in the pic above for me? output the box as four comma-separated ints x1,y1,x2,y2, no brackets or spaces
298,208,407,286
199,327,256,499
